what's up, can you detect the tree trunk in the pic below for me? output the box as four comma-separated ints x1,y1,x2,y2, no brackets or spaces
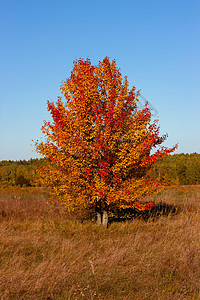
96,212,102,225
102,210,108,228
96,210,108,228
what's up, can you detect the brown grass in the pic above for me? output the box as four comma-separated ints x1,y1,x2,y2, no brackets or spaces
0,186,200,299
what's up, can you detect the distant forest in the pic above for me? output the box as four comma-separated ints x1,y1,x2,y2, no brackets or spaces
0,158,44,187
0,153,200,187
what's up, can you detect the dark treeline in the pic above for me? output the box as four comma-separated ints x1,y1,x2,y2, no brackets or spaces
151,152,200,185
0,158,45,187
0,153,200,187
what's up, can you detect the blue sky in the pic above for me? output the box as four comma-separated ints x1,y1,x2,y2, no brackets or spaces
0,0,199,160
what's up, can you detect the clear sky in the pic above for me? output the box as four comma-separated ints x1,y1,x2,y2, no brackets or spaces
0,0,199,161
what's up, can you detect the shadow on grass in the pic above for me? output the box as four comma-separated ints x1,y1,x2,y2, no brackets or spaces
109,202,181,224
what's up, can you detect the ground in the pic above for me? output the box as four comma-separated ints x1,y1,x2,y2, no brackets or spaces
0,186,200,299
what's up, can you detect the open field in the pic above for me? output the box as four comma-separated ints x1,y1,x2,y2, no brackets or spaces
0,186,200,299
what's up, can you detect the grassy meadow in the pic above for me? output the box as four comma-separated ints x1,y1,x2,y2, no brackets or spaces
0,186,200,299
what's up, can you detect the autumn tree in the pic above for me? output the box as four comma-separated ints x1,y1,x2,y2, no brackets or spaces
35,57,177,227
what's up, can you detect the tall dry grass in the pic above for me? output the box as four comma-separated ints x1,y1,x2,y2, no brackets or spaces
0,186,200,299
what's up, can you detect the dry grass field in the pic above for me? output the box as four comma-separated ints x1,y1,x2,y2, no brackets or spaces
0,186,200,299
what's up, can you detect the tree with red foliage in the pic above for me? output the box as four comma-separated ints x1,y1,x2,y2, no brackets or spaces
35,57,177,227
